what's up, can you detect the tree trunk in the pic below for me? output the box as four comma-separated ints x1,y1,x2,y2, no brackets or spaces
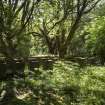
48,47,57,55
59,47,67,59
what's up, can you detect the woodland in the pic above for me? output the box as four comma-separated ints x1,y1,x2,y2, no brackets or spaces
0,0,105,105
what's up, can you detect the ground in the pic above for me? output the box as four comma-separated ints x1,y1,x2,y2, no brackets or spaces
1,61,105,105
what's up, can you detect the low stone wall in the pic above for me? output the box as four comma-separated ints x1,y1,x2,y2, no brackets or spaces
0,56,58,81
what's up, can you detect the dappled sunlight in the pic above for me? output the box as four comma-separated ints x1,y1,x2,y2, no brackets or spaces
0,0,104,105
6,61,105,105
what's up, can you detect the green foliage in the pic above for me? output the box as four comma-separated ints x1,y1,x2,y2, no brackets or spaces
85,16,105,62
7,61,105,105
0,0,105,105
31,0,101,57
0,0,35,58
15,33,32,57
94,3,105,16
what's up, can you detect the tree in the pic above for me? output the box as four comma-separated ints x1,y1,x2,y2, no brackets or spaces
0,0,40,104
31,0,101,58
0,0,35,58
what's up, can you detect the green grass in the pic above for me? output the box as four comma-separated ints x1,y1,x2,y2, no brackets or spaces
2,61,105,105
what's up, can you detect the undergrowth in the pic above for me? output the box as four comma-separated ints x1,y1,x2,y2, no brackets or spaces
2,61,105,105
